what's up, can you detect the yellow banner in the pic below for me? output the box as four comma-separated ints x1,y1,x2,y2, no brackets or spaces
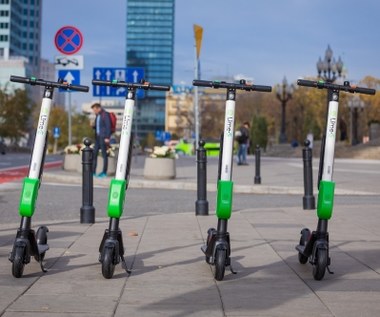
193,24,203,59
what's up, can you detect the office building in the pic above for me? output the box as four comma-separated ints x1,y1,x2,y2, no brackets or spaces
126,0,175,138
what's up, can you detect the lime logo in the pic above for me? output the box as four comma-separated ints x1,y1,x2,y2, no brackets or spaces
225,116,233,136
227,109,234,116
328,117,336,136
112,192,119,199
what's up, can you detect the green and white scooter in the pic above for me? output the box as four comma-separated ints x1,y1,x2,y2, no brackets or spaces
193,79,272,281
296,79,376,280
92,79,170,279
8,75,89,278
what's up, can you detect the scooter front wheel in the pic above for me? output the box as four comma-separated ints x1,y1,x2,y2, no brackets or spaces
101,247,116,279
12,246,25,278
214,248,226,281
313,248,327,281
298,228,310,264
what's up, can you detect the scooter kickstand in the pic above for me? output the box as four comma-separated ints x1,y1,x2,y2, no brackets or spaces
229,263,237,274
39,261,48,273
120,255,131,275
326,265,334,275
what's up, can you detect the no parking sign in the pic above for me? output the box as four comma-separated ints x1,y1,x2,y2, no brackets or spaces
54,26,83,55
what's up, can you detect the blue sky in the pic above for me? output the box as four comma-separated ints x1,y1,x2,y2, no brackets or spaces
41,0,380,107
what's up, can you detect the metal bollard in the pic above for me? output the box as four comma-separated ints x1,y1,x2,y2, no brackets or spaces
195,140,209,216
80,138,95,223
302,139,316,210
254,145,261,184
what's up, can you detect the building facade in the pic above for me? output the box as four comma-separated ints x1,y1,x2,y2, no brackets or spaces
0,0,42,77
126,0,175,139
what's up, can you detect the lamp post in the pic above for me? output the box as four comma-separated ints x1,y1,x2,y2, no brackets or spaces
316,45,344,84
347,95,365,146
276,77,294,144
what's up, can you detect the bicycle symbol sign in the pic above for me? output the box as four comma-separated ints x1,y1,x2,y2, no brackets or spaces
54,26,83,55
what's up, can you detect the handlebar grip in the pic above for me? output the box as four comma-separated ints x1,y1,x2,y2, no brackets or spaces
149,84,170,91
92,79,110,86
10,75,31,84
253,85,272,92
68,84,89,92
297,79,317,88
354,87,376,95
192,80,212,87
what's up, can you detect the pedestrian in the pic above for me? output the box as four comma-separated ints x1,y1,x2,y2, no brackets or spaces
236,121,250,165
91,103,111,178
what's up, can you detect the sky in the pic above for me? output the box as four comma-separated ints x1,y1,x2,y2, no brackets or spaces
41,0,380,108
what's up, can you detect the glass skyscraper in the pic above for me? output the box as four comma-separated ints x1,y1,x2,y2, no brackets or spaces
126,0,175,138
0,0,42,77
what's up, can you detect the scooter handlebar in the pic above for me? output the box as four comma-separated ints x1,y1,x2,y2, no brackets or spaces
297,79,376,95
92,79,170,91
10,75,89,92
192,79,272,92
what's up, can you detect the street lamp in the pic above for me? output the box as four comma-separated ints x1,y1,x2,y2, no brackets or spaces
276,77,294,143
316,45,344,83
347,95,365,145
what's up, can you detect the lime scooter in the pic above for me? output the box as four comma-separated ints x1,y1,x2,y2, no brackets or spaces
92,79,170,279
296,79,376,280
193,79,272,280
8,75,89,278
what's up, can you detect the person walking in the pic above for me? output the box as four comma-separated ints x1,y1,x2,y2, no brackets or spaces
91,103,111,178
236,121,250,165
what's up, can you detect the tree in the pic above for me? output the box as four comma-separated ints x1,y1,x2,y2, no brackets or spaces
0,88,33,144
250,115,268,151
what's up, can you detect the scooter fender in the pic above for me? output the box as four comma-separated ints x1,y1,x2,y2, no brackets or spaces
9,238,31,264
311,239,328,264
100,239,120,265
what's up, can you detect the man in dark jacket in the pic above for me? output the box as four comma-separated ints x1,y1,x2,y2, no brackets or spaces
237,121,250,165
91,103,111,178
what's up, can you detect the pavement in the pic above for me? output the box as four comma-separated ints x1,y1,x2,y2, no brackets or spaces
1,155,380,316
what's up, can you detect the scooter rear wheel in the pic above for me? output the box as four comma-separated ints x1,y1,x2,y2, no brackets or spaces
34,226,48,262
102,247,116,279
298,229,310,264
12,246,25,278
214,248,226,281
313,248,327,281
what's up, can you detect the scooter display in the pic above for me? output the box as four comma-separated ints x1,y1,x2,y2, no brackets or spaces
295,79,376,280
92,79,170,279
8,76,89,278
193,79,272,280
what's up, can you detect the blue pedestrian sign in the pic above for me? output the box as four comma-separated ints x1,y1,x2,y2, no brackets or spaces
53,126,61,139
92,67,145,98
58,70,81,91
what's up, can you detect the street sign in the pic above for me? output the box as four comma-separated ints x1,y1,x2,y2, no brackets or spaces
53,126,61,138
58,70,81,90
92,67,145,97
55,55,84,70
55,26,83,55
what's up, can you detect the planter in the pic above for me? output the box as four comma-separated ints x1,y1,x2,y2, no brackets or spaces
63,154,81,171
75,155,116,175
143,157,176,180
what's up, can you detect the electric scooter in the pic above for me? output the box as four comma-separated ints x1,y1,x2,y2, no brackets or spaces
193,79,272,280
92,78,170,279
8,75,89,278
296,79,375,280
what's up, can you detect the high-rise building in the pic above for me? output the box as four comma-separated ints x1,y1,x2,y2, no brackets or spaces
126,0,175,138
0,0,42,77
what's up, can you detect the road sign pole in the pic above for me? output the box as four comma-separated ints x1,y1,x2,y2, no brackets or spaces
68,92,72,146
